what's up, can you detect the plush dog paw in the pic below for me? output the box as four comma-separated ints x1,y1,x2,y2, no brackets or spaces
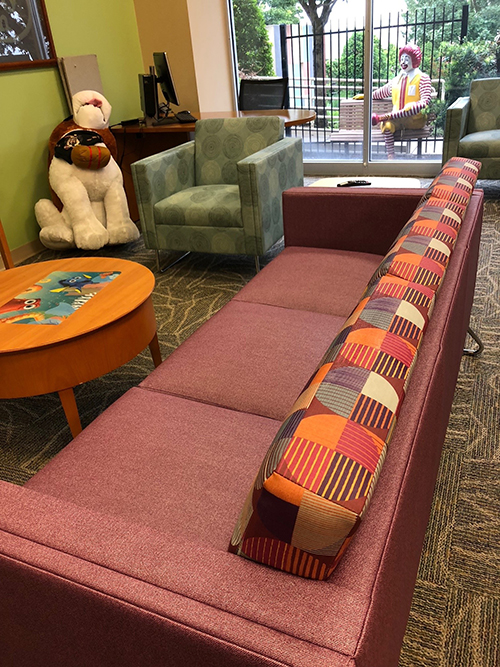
39,225,75,249
107,219,140,245
73,224,110,250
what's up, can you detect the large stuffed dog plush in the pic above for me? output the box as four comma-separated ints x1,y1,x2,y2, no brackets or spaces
35,90,140,250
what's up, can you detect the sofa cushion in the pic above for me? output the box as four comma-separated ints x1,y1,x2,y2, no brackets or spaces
27,388,282,546
230,158,481,580
234,246,385,317
141,300,346,421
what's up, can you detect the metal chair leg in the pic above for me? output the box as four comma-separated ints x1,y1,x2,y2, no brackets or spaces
463,326,484,357
156,251,191,273
255,256,260,273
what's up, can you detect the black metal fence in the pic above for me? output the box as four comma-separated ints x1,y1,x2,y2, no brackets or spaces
278,4,468,157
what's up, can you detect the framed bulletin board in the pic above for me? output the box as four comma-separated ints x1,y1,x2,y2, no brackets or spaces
0,0,56,71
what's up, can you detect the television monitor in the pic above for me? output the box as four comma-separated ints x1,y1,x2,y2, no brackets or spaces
153,51,179,111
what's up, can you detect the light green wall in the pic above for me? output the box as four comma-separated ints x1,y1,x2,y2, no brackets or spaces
0,0,143,252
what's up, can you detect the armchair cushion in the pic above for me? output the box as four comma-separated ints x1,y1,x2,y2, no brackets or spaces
195,117,284,185
459,130,500,159
154,185,242,228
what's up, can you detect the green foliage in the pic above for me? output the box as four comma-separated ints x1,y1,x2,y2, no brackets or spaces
326,34,397,87
467,3,500,41
233,0,275,76
440,39,497,103
258,0,301,24
405,0,500,43
427,97,448,136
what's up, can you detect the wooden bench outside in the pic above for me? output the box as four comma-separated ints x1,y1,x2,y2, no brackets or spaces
330,98,433,156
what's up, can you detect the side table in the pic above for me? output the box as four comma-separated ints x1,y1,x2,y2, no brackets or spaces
0,257,161,437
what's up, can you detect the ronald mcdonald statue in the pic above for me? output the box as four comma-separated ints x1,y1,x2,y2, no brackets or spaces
356,43,432,159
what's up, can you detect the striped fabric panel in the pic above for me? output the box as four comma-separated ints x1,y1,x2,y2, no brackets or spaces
331,338,411,380
372,350,409,378
401,236,451,268
353,308,426,350
428,185,471,206
323,365,370,393
373,279,408,300
335,421,382,473
350,394,393,431
359,442,388,518
372,278,435,322
424,157,480,194
338,341,379,369
380,330,418,365
276,437,336,493
389,255,444,290
388,315,422,342
315,382,359,418
292,491,357,555
402,283,435,310
411,224,457,249
441,157,481,178
241,538,329,579
316,451,372,502
423,201,466,229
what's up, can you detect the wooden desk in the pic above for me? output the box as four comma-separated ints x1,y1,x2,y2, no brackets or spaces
0,258,161,437
112,109,316,221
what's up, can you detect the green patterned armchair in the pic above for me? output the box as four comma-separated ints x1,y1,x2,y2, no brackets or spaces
442,77,500,178
131,116,303,270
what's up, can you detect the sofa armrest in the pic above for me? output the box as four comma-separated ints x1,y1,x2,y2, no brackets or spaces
237,138,303,255
442,97,470,164
131,141,195,248
283,187,425,255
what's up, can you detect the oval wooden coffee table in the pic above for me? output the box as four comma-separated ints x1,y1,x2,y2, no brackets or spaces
0,257,161,437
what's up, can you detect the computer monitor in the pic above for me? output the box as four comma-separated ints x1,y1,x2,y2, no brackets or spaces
153,52,179,113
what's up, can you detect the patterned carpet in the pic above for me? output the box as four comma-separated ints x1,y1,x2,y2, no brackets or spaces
399,183,500,667
0,180,498,666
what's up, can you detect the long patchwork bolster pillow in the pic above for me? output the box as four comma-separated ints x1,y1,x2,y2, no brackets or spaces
229,157,481,580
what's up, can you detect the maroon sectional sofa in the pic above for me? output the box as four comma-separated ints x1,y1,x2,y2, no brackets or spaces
0,178,483,666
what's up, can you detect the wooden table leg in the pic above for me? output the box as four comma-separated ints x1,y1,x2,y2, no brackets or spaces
58,388,82,438
149,332,162,368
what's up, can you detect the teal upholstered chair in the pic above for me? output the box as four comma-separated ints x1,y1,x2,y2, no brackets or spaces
131,116,303,271
442,77,500,178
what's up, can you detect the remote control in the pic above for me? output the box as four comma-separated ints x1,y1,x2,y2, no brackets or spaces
337,180,372,187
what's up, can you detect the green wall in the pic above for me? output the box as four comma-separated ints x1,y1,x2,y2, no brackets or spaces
0,0,144,252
